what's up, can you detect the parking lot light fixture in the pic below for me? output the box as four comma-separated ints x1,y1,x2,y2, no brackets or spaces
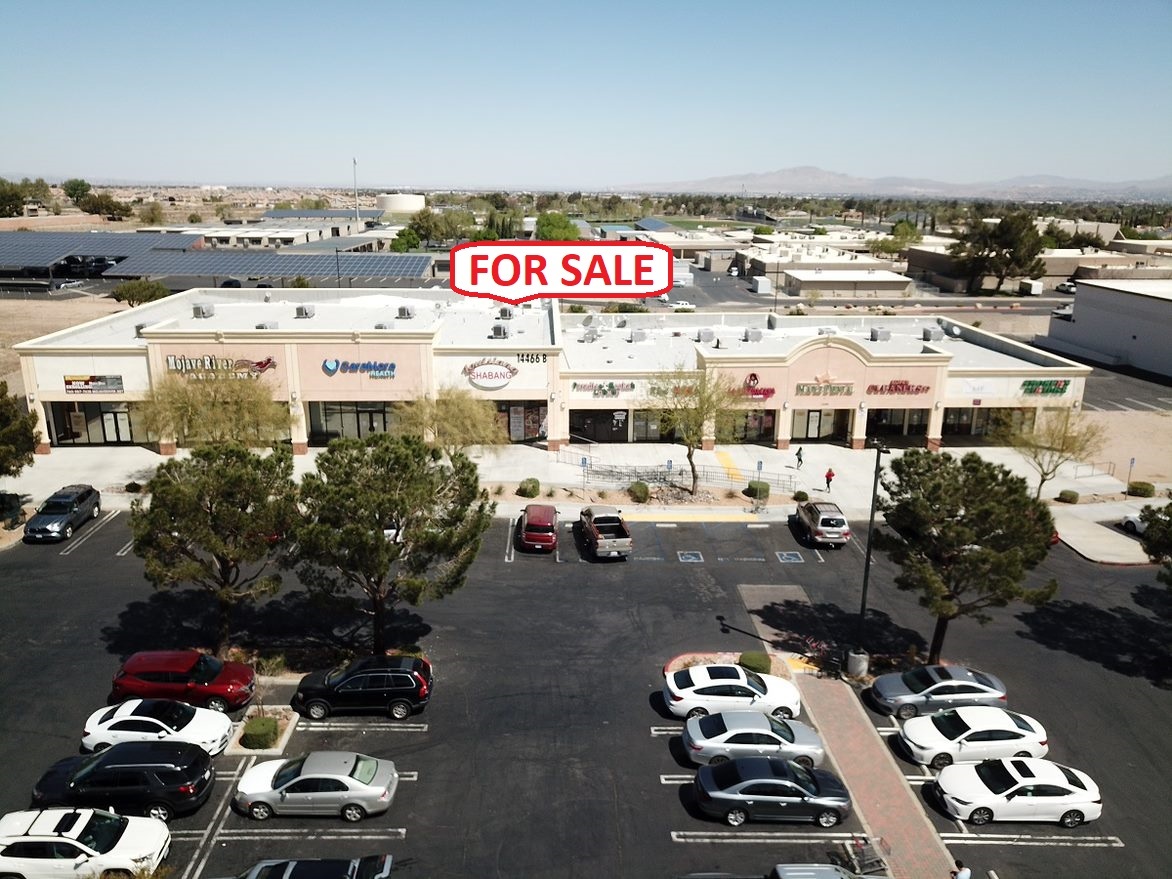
856,439,890,652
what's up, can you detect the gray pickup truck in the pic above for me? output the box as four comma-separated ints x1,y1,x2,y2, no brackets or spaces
579,505,633,558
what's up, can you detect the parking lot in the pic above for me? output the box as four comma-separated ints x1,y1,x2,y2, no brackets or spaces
1,515,1168,877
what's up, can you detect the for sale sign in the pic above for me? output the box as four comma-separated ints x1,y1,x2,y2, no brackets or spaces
450,240,674,305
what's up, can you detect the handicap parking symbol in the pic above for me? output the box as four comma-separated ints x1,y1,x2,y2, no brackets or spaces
775,551,805,563
677,551,704,563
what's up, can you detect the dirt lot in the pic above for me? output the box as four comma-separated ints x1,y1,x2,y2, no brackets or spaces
3,297,1169,484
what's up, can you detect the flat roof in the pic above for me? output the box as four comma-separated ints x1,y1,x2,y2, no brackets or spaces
784,269,910,282
1077,278,1172,302
0,231,202,270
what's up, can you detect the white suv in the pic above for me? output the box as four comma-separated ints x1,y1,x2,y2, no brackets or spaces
0,808,170,877
796,501,852,548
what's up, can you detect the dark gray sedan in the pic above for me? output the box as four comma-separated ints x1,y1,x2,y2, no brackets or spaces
682,711,826,767
694,756,851,827
869,665,1007,720
233,751,398,822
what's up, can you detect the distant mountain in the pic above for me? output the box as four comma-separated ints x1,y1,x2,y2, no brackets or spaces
624,167,1172,200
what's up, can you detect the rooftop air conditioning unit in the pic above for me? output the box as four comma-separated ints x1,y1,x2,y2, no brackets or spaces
870,327,891,341
583,328,599,343
256,321,279,330
499,306,514,319
374,322,393,330
295,304,315,319
193,303,215,319
744,328,763,342
397,305,416,319
697,328,715,343
817,326,838,335
630,328,648,343
492,323,510,339
923,327,945,341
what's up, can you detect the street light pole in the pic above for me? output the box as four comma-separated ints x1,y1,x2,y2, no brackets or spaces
856,439,889,651
335,248,342,288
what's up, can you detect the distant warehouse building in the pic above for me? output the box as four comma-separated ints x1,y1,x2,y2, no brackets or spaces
783,269,914,299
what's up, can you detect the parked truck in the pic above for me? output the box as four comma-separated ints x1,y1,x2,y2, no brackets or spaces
1018,279,1043,296
578,505,633,559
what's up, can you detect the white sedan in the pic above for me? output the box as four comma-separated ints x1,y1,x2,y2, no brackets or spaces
1119,514,1147,536
936,757,1102,827
82,698,234,755
663,663,801,720
899,706,1048,769
0,808,170,877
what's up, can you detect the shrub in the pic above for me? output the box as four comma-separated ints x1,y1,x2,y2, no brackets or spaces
598,489,608,499
1128,481,1155,498
1057,489,1079,504
125,481,142,493
738,651,772,674
545,487,556,498
568,304,587,313
492,484,504,496
794,490,809,502
256,653,287,676
240,715,278,749
516,478,541,498
628,481,650,503
744,480,770,500
725,488,737,499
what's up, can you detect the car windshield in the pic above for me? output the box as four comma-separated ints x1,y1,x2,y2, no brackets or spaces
970,670,997,690
38,500,72,515
70,751,108,784
1007,711,1032,732
767,716,796,742
671,669,694,690
191,654,223,684
325,663,351,686
273,756,306,790
901,667,938,694
142,700,196,731
1057,765,1086,790
697,714,728,738
355,856,390,879
930,710,971,741
743,669,767,696
974,760,1017,795
350,754,379,785
75,810,128,854
708,761,745,791
787,761,817,795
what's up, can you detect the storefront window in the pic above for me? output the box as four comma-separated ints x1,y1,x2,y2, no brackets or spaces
495,401,547,442
48,401,145,446
308,401,397,445
632,410,662,442
570,409,629,443
719,409,775,444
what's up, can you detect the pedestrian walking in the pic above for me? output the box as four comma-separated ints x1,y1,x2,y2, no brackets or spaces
795,447,804,469
824,467,835,492
949,860,972,879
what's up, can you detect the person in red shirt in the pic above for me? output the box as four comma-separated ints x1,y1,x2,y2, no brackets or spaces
825,468,835,492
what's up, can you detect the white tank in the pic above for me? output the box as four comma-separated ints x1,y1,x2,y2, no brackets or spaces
376,193,426,213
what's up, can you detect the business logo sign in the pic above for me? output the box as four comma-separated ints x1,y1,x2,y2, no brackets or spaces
1020,379,1070,396
796,373,854,397
321,358,396,379
165,355,276,380
743,372,776,400
64,375,124,394
866,379,930,395
462,357,519,390
571,380,636,398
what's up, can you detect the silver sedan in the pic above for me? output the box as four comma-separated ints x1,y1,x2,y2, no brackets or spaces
682,711,826,768
233,751,398,822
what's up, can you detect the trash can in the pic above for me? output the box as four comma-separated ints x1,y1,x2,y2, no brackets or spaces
846,648,869,678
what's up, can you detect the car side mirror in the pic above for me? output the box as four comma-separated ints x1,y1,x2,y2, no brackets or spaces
158,731,167,739
75,854,89,864
280,791,287,800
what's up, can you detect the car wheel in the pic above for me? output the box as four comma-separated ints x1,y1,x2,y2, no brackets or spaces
249,802,273,821
794,755,814,769
205,697,229,713
930,754,953,770
969,807,994,826
685,707,708,719
92,504,101,519
306,701,330,720
63,525,73,539
1014,750,1032,758
896,704,918,720
389,700,412,720
92,742,112,752
146,802,173,823
1123,521,1138,534
815,809,841,828
724,808,748,827
341,803,366,823
771,707,794,720
1059,809,1084,828
708,756,729,765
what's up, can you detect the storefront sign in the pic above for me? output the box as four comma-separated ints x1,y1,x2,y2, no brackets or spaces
571,380,636,398
866,379,931,395
743,373,776,400
321,358,396,379
463,357,519,390
165,354,276,381
796,374,855,396
1020,379,1070,396
64,375,124,394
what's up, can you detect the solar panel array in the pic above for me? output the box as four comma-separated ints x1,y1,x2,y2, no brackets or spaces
263,209,384,220
634,217,675,232
0,232,202,269
104,250,433,279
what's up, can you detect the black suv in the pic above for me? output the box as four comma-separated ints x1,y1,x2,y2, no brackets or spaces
291,656,433,721
30,741,213,822
23,484,101,542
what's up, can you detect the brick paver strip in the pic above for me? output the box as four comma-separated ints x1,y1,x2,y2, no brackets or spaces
796,673,957,879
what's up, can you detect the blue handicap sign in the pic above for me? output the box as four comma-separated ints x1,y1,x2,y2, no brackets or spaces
581,457,588,469
775,551,805,564
678,550,704,563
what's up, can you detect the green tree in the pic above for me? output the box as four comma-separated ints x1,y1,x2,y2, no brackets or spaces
76,192,133,217
293,434,495,654
187,212,203,223
213,203,233,220
990,409,1106,500
19,177,52,203
407,208,441,248
139,201,165,225
390,227,421,252
752,225,774,234
290,275,312,288
62,178,92,203
535,211,579,241
298,197,330,210
0,178,23,218
1137,502,1172,588
436,210,474,244
139,370,293,447
949,213,1045,292
129,444,298,657
273,200,293,210
394,386,508,457
875,450,1058,664
647,366,743,495
112,279,171,306
0,381,39,478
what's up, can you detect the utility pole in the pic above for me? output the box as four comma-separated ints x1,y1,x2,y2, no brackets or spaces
353,158,360,227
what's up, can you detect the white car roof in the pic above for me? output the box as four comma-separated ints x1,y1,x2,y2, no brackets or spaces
0,808,98,841
947,706,1039,733
687,665,747,686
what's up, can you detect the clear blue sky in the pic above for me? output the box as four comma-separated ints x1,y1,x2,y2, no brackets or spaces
3,0,1170,189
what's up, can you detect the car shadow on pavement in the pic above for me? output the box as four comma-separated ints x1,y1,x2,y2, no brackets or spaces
1015,584,1172,689
751,599,927,658
648,690,678,721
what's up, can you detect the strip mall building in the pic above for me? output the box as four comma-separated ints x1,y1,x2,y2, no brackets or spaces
16,288,1091,455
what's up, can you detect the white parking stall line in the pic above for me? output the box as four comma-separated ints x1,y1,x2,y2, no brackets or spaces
58,510,121,556
718,556,767,562
656,523,678,529
940,832,1124,848
650,726,680,737
903,775,935,784
747,524,770,529
633,556,665,561
672,830,857,844
1080,401,1103,411
115,539,135,557
876,724,901,735
210,827,408,841
660,774,694,784
297,722,428,732
813,549,825,563
504,517,516,562
1125,397,1162,411
179,755,254,879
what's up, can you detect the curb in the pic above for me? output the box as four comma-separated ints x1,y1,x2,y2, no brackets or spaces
224,705,300,758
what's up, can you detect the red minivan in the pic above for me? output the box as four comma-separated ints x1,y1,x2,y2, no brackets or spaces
519,504,558,552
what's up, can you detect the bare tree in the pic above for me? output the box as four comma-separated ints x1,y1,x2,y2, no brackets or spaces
992,409,1106,499
394,386,508,457
647,365,743,494
140,369,292,448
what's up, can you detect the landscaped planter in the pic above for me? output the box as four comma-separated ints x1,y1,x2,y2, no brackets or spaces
225,704,299,757
662,650,792,679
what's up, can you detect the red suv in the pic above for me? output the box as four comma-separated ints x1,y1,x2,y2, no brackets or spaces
111,651,256,713
518,504,558,552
